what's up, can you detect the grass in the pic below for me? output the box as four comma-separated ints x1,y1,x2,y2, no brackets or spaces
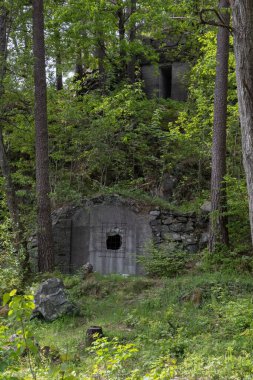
2,271,253,378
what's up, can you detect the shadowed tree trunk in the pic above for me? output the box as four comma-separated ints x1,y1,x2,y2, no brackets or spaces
127,0,137,83
230,0,253,249
33,0,54,272
209,0,230,252
55,30,63,91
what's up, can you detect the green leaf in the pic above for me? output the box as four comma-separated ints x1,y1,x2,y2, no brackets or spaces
2,293,10,306
9,289,17,297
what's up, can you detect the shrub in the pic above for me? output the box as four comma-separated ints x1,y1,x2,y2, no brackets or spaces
139,242,192,277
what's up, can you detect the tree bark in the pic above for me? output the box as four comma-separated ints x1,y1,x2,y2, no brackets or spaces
33,0,54,272
209,0,230,251
230,0,253,248
55,30,63,91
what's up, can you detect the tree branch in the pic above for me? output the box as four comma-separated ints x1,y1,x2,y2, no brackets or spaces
199,8,233,33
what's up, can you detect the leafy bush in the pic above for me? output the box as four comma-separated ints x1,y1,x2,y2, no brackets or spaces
0,290,37,378
200,245,253,274
0,217,22,295
139,242,193,277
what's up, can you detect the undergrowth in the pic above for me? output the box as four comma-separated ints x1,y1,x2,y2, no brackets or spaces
2,269,253,379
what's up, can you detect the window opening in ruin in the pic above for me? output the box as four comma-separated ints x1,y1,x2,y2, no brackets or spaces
106,234,122,250
159,65,172,98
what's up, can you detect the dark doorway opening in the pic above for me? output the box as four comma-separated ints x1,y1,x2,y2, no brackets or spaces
159,65,172,98
106,234,122,250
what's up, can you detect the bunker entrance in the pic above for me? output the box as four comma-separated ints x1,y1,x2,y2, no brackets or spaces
106,234,122,250
159,65,172,98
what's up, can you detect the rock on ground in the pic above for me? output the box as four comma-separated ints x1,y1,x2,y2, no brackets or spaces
32,278,74,322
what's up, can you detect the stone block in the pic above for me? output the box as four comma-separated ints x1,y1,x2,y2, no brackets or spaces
150,219,162,226
162,216,175,225
176,216,188,223
185,244,198,253
163,232,182,242
185,222,194,232
168,223,186,233
149,210,161,217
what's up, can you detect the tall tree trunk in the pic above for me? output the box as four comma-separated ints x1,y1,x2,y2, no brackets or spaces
127,0,137,83
117,6,126,80
231,0,253,248
209,0,230,251
56,51,63,90
32,0,54,272
55,30,63,91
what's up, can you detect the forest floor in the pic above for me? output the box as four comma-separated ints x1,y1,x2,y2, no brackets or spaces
2,271,253,379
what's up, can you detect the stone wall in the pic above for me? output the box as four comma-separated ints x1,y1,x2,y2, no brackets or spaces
149,208,208,253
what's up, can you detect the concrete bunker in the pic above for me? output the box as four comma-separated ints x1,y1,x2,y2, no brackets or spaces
141,62,189,101
29,195,209,275
52,195,152,275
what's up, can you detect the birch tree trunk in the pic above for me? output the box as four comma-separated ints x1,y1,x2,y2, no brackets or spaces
231,0,253,247
33,0,54,272
209,0,230,251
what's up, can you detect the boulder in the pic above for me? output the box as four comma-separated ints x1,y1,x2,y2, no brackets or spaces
33,278,74,322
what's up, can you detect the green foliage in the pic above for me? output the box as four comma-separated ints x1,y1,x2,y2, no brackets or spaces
86,336,139,379
200,245,253,274
225,175,251,248
0,214,22,294
4,273,253,379
46,83,184,204
139,242,193,277
0,290,37,378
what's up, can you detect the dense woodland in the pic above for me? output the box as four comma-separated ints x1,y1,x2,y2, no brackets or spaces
1,0,253,379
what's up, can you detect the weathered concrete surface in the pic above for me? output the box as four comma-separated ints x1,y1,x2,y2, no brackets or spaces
141,62,189,101
141,64,160,98
171,62,189,101
51,195,152,275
